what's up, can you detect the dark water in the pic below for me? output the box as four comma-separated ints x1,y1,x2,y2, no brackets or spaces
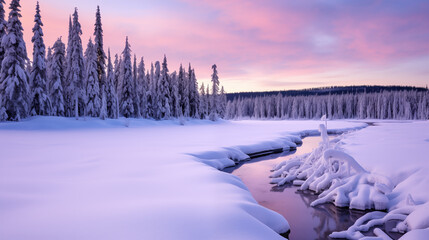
224,137,368,240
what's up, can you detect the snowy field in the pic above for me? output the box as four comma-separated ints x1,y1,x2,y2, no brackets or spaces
0,117,364,240
1,117,428,240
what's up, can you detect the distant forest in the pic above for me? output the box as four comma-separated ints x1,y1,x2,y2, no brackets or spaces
225,86,429,120
226,85,428,101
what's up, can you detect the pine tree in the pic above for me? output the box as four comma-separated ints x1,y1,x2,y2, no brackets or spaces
199,82,206,119
177,64,187,117
64,15,73,116
49,38,66,116
158,55,171,119
137,57,147,117
46,46,53,91
0,0,7,70
133,54,140,117
170,71,180,117
188,65,199,118
70,8,85,118
30,1,51,116
84,38,100,117
119,37,134,118
105,49,118,119
0,0,29,121
153,61,161,119
113,54,120,95
147,62,155,118
93,6,106,91
209,64,220,120
219,86,227,118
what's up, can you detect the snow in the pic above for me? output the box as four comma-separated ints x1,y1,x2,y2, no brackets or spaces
328,121,429,239
0,117,364,240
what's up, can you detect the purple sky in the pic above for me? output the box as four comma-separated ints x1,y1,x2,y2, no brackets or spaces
14,0,429,92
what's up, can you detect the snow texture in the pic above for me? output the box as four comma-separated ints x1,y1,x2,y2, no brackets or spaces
0,118,364,240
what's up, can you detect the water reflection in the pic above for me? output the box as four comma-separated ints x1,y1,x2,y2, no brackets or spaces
224,136,367,240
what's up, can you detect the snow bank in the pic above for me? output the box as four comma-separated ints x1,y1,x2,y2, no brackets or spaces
274,121,429,239
0,117,364,240
271,124,392,212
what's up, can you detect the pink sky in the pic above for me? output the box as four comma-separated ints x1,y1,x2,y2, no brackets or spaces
11,0,429,92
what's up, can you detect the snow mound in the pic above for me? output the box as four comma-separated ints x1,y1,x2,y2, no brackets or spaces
271,124,392,211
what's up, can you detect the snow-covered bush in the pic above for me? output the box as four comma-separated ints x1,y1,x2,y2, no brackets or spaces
271,124,392,211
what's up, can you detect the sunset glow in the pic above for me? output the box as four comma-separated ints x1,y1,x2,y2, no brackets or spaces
16,0,429,92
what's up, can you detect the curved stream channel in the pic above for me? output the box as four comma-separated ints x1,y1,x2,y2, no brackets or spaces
224,136,401,240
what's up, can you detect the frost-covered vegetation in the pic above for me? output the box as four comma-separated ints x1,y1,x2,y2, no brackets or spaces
226,90,429,120
0,1,227,121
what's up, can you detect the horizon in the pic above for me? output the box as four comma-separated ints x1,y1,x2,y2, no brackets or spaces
9,0,429,92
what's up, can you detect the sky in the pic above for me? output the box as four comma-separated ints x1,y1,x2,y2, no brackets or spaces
10,0,429,92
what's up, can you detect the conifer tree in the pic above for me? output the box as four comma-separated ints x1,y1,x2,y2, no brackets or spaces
219,86,227,118
137,57,147,117
209,64,220,120
105,49,118,119
94,6,106,90
119,37,134,118
159,55,171,119
30,1,51,116
199,82,206,118
113,54,120,94
147,62,156,118
0,0,29,121
84,38,100,117
177,64,187,117
49,38,66,116
46,46,53,90
133,54,140,117
70,8,85,118
188,65,199,118
0,0,7,69
64,15,73,116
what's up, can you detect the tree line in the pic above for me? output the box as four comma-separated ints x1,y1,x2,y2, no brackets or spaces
225,90,429,120
0,0,227,121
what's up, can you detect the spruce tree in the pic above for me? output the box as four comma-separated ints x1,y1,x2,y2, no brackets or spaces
137,57,147,117
64,15,73,116
84,38,100,117
49,38,66,116
120,37,134,118
133,54,140,117
199,82,206,119
94,6,106,90
70,8,85,118
177,64,186,117
188,65,199,118
30,1,51,116
147,62,155,118
159,55,171,119
105,49,118,118
0,0,29,121
46,46,53,91
153,61,161,119
170,71,180,117
113,54,120,94
0,0,7,70
209,64,220,120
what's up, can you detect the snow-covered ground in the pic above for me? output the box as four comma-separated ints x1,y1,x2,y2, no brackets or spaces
0,117,364,240
338,121,429,239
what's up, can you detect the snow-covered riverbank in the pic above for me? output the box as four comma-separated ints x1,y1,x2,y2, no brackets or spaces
0,117,364,240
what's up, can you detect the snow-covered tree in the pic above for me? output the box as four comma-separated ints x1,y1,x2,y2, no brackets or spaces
64,15,73,116
178,64,189,117
49,38,66,116
219,86,227,118
158,55,171,119
132,54,140,117
84,38,100,117
147,62,156,118
66,8,85,118
93,5,106,90
170,71,180,117
209,64,220,120
113,54,120,95
29,1,51,116
0,0,29,121
105,49,118,119
199,82,207,119
0,0,7,70
46,46,53,91
188,65,199,118
119,37,134,118
137,57,147,117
